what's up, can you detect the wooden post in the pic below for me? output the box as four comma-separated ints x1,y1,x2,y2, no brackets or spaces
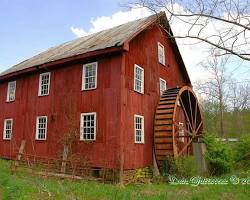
17,140,26,161
61,145,69,174
119,151,124,185
193,142,208,175
12,140,26,175
153,151,160,176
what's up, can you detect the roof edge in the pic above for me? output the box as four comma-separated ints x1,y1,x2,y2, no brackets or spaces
0,46,125,81
122,11,191,84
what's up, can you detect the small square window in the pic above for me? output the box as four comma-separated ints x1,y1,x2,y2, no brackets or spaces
134,115,144,143
134,64,144,94
36,116,48,140
82,62,97,90
6,81,16,102
158,42,165,65
3,119,13,140
80,112,96,141
159,78,167,95
38,72,50,96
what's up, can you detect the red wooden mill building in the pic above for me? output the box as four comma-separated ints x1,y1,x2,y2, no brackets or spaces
0,12,203,173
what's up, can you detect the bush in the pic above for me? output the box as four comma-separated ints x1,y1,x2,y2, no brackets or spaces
203,133,233,176
234,135,250,169
162,155,198,178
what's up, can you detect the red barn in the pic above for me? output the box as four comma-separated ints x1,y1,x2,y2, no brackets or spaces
0,12,203,173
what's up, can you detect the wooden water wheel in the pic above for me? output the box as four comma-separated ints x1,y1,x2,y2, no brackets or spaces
154,86,203,170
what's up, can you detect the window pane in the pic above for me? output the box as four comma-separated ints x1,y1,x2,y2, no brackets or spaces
7,81,16,101
81,113,96,140
135,116,144,143
134,65,144,93
39,73,50,96
83,63,97,90
36,117,47,140
4,119,12,139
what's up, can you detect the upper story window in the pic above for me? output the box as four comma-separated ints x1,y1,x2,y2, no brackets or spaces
38,72,50,96
159,78,167,95
82,62,98,90
6,81,16,102
158,42,165,65
3,119,13,140
134,64,144,94
36,116,48,140
80,112,96,141
134,115,144,144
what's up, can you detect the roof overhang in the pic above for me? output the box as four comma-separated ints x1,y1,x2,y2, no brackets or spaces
0,46,125,82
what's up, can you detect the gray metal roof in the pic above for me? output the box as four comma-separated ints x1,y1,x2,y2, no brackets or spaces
0,14,158,77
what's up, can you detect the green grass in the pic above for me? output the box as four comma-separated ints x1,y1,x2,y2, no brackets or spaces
0,159,249,200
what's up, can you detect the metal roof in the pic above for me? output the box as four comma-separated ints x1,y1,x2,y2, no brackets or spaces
0,14,158,77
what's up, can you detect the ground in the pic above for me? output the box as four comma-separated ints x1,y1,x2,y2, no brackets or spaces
0,159,249,200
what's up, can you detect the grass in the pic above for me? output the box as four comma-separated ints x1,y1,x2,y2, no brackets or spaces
0,159,249,200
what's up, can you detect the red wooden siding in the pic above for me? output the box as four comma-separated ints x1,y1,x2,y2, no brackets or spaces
0,54,123,168
120,25,188,169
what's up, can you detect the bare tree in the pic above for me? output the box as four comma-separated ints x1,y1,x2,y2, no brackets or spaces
131,0,250,61
229,81,250,111
227,81,250,134
195,51,230,136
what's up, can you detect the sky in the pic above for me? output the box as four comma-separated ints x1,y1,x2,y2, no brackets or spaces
0,0,249,83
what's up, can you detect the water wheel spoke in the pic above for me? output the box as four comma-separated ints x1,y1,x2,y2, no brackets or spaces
194,101,198,130
174,123,193,136
175,135,192,138
179,97,193,131
178,138,193,156
188,90,194,129
195,121,203,134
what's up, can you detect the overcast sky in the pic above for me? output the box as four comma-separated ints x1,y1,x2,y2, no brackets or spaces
0,0,249,83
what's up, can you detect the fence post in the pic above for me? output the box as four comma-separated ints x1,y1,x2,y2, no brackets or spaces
61,145,69,174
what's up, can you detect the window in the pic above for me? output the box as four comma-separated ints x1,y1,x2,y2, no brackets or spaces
134,115,144,143
36,116,48,140
178,122,185,143
80,112,96,141
7,81,16,102
82,62,97,90
159,78,167,94
158,42,165,65
3,119,13,140
38,72,50,96
134,64,144,94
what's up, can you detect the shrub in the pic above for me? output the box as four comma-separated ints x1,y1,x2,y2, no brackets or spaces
162,155,176,176
162,155,198,178
203,133,233,176
234,135,250,169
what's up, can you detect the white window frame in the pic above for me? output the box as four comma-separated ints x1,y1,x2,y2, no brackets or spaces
3,119,13,140
134,64,144,94
82,62,98,91
134,114,144,144
80,112,97,141
159,78,167,95
38,72,51,96
6,81,16,102
36,116,48,140
158,42,165,65
178,122,185,143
